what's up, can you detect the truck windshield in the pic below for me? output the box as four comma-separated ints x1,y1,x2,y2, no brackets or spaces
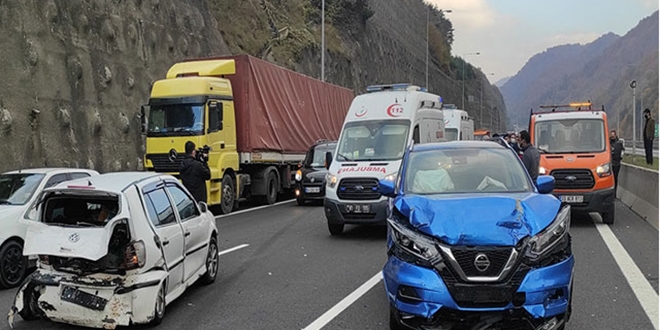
147,103,205,136
534,119,605,153
0,173,45,205
404,148,532,195
445,128,459,141
336,120,410,162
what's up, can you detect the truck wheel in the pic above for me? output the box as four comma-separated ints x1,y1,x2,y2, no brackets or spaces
0,241,27,289
264,171,278,205
602,206,615,225
220,175,235,215
328,222,344,236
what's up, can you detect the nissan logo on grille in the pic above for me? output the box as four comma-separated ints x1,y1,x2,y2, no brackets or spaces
474,253,490,272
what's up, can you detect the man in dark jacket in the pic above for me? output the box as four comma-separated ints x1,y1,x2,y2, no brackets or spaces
519,130,540,183
610,130,624,192
180,141,211,203
643,109,655,165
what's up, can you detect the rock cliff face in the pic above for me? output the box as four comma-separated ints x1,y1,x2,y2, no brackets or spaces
0,0,505,173
0,0,229,172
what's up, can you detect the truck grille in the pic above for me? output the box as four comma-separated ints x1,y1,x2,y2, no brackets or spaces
337,178,380,200
146,154,186,173
550,169,595,189
451,247,513,277
437,263,530,308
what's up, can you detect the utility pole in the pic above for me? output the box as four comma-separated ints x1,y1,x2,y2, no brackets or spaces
321,0,325,82
462,52,480,110
631,80,637,158
480,73,494,129
426,8,429,90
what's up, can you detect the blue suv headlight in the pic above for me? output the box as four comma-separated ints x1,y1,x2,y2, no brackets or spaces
528,205,571,256
388,218,442,265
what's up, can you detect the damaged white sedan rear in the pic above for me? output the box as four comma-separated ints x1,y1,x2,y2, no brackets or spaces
8,172,219,329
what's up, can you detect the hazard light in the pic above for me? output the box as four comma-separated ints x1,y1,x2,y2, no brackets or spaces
568,102,592,108
366,84,427,93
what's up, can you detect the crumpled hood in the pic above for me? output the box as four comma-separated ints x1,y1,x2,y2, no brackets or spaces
393,193,561,246
22,220,121,261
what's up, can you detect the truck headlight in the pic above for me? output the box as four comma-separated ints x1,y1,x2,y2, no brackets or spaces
295,170,302,182
596,162,611,177
326,173,338,188
539,166,547,175
528,205,570,256
388,218,442,265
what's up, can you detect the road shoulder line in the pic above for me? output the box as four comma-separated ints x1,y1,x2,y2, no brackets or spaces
594,221,659,330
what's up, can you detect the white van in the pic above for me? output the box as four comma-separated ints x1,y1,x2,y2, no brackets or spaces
442,104,474,141
324,84,445,235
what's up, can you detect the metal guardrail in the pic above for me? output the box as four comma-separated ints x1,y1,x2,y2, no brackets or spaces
622,139,659,157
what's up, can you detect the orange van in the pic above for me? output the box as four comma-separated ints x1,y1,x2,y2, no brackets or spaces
529,102,615,224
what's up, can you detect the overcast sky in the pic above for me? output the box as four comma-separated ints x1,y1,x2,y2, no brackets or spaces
425,0,659,84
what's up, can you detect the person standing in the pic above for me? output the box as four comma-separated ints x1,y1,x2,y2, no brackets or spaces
509,133,521,153
610,130,624,192
519,130,540,183
643,109,655,165
180,141,211,203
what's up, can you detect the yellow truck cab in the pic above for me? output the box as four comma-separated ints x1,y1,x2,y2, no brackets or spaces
141,55,353,214
529,102,616,224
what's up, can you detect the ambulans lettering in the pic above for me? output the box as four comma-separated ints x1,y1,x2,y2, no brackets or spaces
386,104,404,117
338,166,387,174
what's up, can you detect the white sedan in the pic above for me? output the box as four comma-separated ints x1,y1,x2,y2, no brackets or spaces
0,168,99,288
9,172,219,328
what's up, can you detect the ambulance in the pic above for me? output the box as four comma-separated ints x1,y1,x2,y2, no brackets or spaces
442,104,475,140
324,84,445,235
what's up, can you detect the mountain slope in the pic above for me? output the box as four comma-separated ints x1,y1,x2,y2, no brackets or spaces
502,11,658,139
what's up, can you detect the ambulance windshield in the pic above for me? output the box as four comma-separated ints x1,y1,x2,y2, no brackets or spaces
336,120,410,162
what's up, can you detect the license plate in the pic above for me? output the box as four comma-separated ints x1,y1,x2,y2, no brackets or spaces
61,285,108,311
346,204,370,213
561,195,584,203
305,187,321,193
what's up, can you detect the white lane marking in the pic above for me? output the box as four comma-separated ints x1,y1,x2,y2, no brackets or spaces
218,244,250,256
593,219,659,330
215,199,295,219
302,272,383,330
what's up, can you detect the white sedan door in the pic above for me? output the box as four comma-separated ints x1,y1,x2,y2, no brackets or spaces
143,187,186,294
165,182,210,282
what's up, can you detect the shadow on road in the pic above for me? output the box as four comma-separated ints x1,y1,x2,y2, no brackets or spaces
331,224,388,241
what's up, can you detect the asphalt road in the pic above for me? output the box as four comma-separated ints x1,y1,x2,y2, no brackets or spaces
0,199,656,330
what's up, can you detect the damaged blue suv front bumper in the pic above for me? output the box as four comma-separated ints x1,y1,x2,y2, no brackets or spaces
383,235,574,330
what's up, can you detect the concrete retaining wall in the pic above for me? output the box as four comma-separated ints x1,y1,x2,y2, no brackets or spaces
617,164,659,230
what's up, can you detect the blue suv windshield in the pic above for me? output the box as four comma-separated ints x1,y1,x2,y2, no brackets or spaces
403,148,532,195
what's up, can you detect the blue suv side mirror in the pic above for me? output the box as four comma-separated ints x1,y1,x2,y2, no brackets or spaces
378,179,397,198
536,175,555,194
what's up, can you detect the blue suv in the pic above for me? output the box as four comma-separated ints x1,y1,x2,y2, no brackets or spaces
380,141,573,330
